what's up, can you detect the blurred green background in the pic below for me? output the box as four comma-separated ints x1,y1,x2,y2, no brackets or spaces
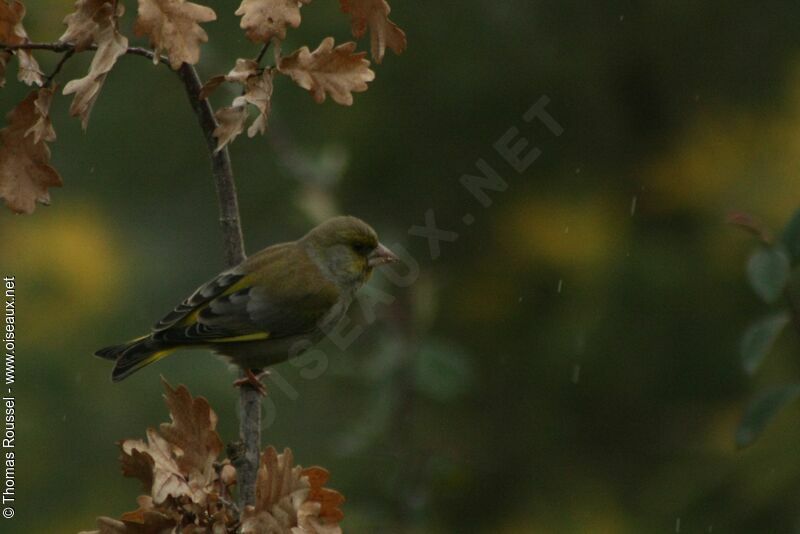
4,1,800,532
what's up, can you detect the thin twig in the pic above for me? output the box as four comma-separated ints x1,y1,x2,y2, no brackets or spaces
176,63,260,510
0,41,170,66
255,41,271,65
0,41,72,52
43,49,74,87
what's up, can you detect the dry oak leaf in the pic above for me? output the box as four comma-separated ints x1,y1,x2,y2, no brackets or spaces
278,37,374,105
235,0,311,43
241,68,274,137
206,59,274,149
0,0,43,86
60,0,124,52
339,0,405,63
119,379,223,506
25,84,56,144
63,4,128,130
199,57,259,99
0,90,62,214
240,446,344,534
80,496,177,534
213,104,248,153
134,0,216,70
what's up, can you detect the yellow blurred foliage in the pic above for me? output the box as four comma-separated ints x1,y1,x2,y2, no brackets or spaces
1,206,126,343
500,482,631,534
646,60,800,222
497,195,627,270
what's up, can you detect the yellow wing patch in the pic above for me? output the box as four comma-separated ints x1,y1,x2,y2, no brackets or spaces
210,332,270,343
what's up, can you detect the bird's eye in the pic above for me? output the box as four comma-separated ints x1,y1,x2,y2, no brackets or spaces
353,242,371,255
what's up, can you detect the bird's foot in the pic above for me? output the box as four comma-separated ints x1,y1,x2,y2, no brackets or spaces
233,369,269,396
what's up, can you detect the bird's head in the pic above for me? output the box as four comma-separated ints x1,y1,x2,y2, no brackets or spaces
302,216,399,289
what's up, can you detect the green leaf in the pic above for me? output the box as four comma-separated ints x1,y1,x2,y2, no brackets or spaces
736,384,800,448
747,245,790,303
781,207,800,262
740,311,790,375
414,340,473,402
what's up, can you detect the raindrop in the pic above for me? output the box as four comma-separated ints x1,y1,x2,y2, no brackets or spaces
571,364,581,384
675,517,681,532
630,195,637,216
563,226,570,234
575,331,586,353
557,279,563,293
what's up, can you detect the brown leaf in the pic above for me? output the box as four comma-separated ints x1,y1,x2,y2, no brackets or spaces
63,3,128,129
339,0,405,63
118,496,176,532
86,384,245,534
16,47,42,86
134,0,217,70
122,432,190,504
197,74,224,100
25,85,56,144
0,0,43,85
220,462,237,487
0,91,62,214
201,58,258,98
60,0,123,52
119,445,155,493
80,504,176,534
278,37,374,105
158,379,223,477
241,447,344,534
242,69,273,137
303,467,345,523
206,60,273,149
119,379,223,505
235,0,312,43
225,58,259,83
213,105,247,153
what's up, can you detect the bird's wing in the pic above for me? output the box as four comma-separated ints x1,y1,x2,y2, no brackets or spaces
152,269,247,333
152,243,341,345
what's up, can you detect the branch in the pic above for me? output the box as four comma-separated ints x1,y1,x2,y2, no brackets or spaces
254,42,271,65
175,65,260,510
43,48,74,87
175,65,246,265
0,40,170,65
0,39,263,510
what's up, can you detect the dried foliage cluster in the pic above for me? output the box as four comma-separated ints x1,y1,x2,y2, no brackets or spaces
0,0,406,214
80,380,344,533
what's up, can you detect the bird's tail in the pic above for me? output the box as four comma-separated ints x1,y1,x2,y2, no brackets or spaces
95,335,178,382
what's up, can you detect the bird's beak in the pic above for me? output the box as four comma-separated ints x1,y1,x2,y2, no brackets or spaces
368,243,400,267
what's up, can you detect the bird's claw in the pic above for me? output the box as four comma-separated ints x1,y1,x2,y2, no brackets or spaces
233,369,269,396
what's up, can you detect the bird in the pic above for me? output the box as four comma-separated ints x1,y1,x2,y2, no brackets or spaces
95,216,399,392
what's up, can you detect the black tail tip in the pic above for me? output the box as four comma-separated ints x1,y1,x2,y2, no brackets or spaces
95,346,120,360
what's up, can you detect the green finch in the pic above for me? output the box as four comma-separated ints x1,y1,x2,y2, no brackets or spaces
95,216,399,387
